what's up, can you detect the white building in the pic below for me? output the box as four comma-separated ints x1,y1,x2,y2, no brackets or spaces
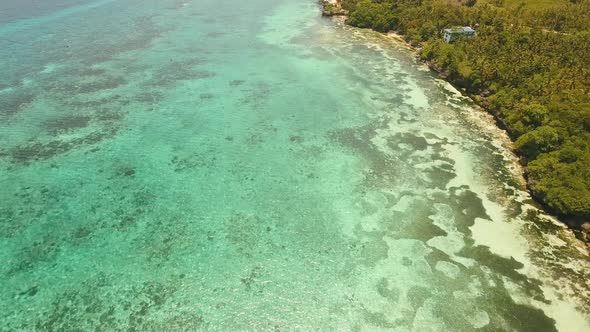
443,26,476,43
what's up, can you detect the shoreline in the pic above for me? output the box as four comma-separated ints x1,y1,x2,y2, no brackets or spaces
318,1,590,245
319,0,347,16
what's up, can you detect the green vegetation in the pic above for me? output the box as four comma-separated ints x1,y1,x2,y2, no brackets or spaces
340,0,590,220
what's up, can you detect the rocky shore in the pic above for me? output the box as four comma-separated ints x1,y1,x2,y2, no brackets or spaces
429,59,590,243
318,1,590,244
319,0,347,16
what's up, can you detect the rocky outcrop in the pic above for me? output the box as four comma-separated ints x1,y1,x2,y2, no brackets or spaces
580,222,590,242
528,180,590,245
320,0,347,16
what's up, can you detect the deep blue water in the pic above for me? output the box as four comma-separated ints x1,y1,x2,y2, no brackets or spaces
0,0,96,25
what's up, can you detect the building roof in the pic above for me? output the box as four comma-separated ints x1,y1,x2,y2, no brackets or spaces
444,26,475,34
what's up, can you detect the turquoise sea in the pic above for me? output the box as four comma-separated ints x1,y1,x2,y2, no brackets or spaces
1,0,589,330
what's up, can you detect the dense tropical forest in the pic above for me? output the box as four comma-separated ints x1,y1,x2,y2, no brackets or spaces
338,0,590,225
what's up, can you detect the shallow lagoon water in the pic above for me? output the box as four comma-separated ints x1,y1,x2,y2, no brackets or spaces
1,0,590,330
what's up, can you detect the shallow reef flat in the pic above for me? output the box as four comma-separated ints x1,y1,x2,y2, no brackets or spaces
0,0,589,331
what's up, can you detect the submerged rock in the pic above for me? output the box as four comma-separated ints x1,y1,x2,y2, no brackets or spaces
579,222,590,243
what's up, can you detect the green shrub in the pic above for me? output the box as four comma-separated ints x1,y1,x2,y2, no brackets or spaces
346,0,398,32
515,126,564,160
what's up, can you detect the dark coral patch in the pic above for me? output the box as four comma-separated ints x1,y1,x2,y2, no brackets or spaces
71,227,92,240
10,141,75,163
150,66,214,86
0,91,35,116
135,91,164,104
95,109,127,122
17,285,39,298
246,133,264,145
171,151,217,172
240,265,263,291
397,111,418,124
229,79,245,87
77,68,107,76
75,76,127,94
65,95,127,109
146,57,210,87
199,93,214,100
289,135,304,143
8,127,118,164
116,166,136,177
207,31,225,38
44,115,91,134
387,132,429,151
327,122,402,187
31,277,206,331
239,82,271,109
0,186,59,239
5,235,61,276
81,16,168,66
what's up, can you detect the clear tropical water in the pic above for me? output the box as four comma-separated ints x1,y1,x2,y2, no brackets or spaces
1,0,589,331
